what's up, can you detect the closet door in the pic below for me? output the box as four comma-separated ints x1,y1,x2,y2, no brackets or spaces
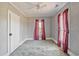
8,10,20,53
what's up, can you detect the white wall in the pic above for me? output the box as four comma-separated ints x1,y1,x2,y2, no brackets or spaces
69,2,79,55
0,2,52,55
51,3,71,44
8,3,28,43
0,3,8,56
0,2,28,55
24,17,52,39
51,2,79,55
7,2,79,56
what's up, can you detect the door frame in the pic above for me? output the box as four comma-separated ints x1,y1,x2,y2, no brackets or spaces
8,10,11,55
8,10,20,55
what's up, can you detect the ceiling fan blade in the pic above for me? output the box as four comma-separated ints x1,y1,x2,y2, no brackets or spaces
27,3,47,10
27,2,41,9
27,6,35,9
26,2,36,6
40,4,47,8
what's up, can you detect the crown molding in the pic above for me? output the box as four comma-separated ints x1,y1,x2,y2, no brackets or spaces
9,2,26,17
9,2,68,17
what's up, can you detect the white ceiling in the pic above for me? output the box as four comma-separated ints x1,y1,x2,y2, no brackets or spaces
10,2,67,17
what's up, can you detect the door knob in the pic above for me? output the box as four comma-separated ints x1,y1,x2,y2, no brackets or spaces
9,33,12,36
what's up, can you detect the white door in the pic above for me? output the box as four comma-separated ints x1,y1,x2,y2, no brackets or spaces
8,10,20,53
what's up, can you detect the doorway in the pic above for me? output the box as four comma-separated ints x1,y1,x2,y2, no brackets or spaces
8,10,20,54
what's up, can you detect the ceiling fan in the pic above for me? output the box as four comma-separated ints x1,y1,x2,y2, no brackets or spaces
27,3,47,10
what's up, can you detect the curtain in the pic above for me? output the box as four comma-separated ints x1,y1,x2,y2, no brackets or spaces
63,9,69,53
58,14,61,47
34,19,39,40
41,19,46,40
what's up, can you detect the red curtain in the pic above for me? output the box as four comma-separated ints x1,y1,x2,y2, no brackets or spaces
58,14,61,47
34,19,39,40
41,19,46,40
63,9,69,53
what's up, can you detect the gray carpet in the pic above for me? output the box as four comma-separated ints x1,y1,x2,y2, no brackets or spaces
10,40,67,56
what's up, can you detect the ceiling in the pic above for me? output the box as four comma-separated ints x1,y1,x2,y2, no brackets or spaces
10,2,67,17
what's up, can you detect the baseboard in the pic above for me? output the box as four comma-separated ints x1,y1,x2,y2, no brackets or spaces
51,38,57,44
18,39,28,47
25,38,33,40
68,49,76,56
3,38,56,56
46,37,57,44
3,53,9,56
51,38,76,56
4,38,30,56
25,37,53,40
46,37,52,40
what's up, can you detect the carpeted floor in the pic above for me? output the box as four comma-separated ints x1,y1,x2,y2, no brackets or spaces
10,40,67,56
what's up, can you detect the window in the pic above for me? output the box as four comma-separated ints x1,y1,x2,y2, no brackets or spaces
39,20,42,40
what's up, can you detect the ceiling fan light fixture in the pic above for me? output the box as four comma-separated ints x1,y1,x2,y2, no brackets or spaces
36,4,40,9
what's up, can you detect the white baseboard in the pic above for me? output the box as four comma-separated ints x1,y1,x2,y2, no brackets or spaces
25,37,53,40
51,38,76,56
46,37,57,44
25,38,33,40
4,38,30,56
27,37,53,40
46,37,52,40
3,53,9,56
68,49,76,56
18,39,28,47
4,37,66,56
51,38,57,44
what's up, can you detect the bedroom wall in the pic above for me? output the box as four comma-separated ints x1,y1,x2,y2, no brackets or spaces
25,17,52,39
8,3,27,42
69,2,79,55
0,2,8,56
51,2,79,55
0,2,28,55
51,3,71,45
8,3,52,40
0,2,52,55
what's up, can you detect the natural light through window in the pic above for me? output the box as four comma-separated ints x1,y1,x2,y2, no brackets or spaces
39,21,42,40
60,13,64,48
